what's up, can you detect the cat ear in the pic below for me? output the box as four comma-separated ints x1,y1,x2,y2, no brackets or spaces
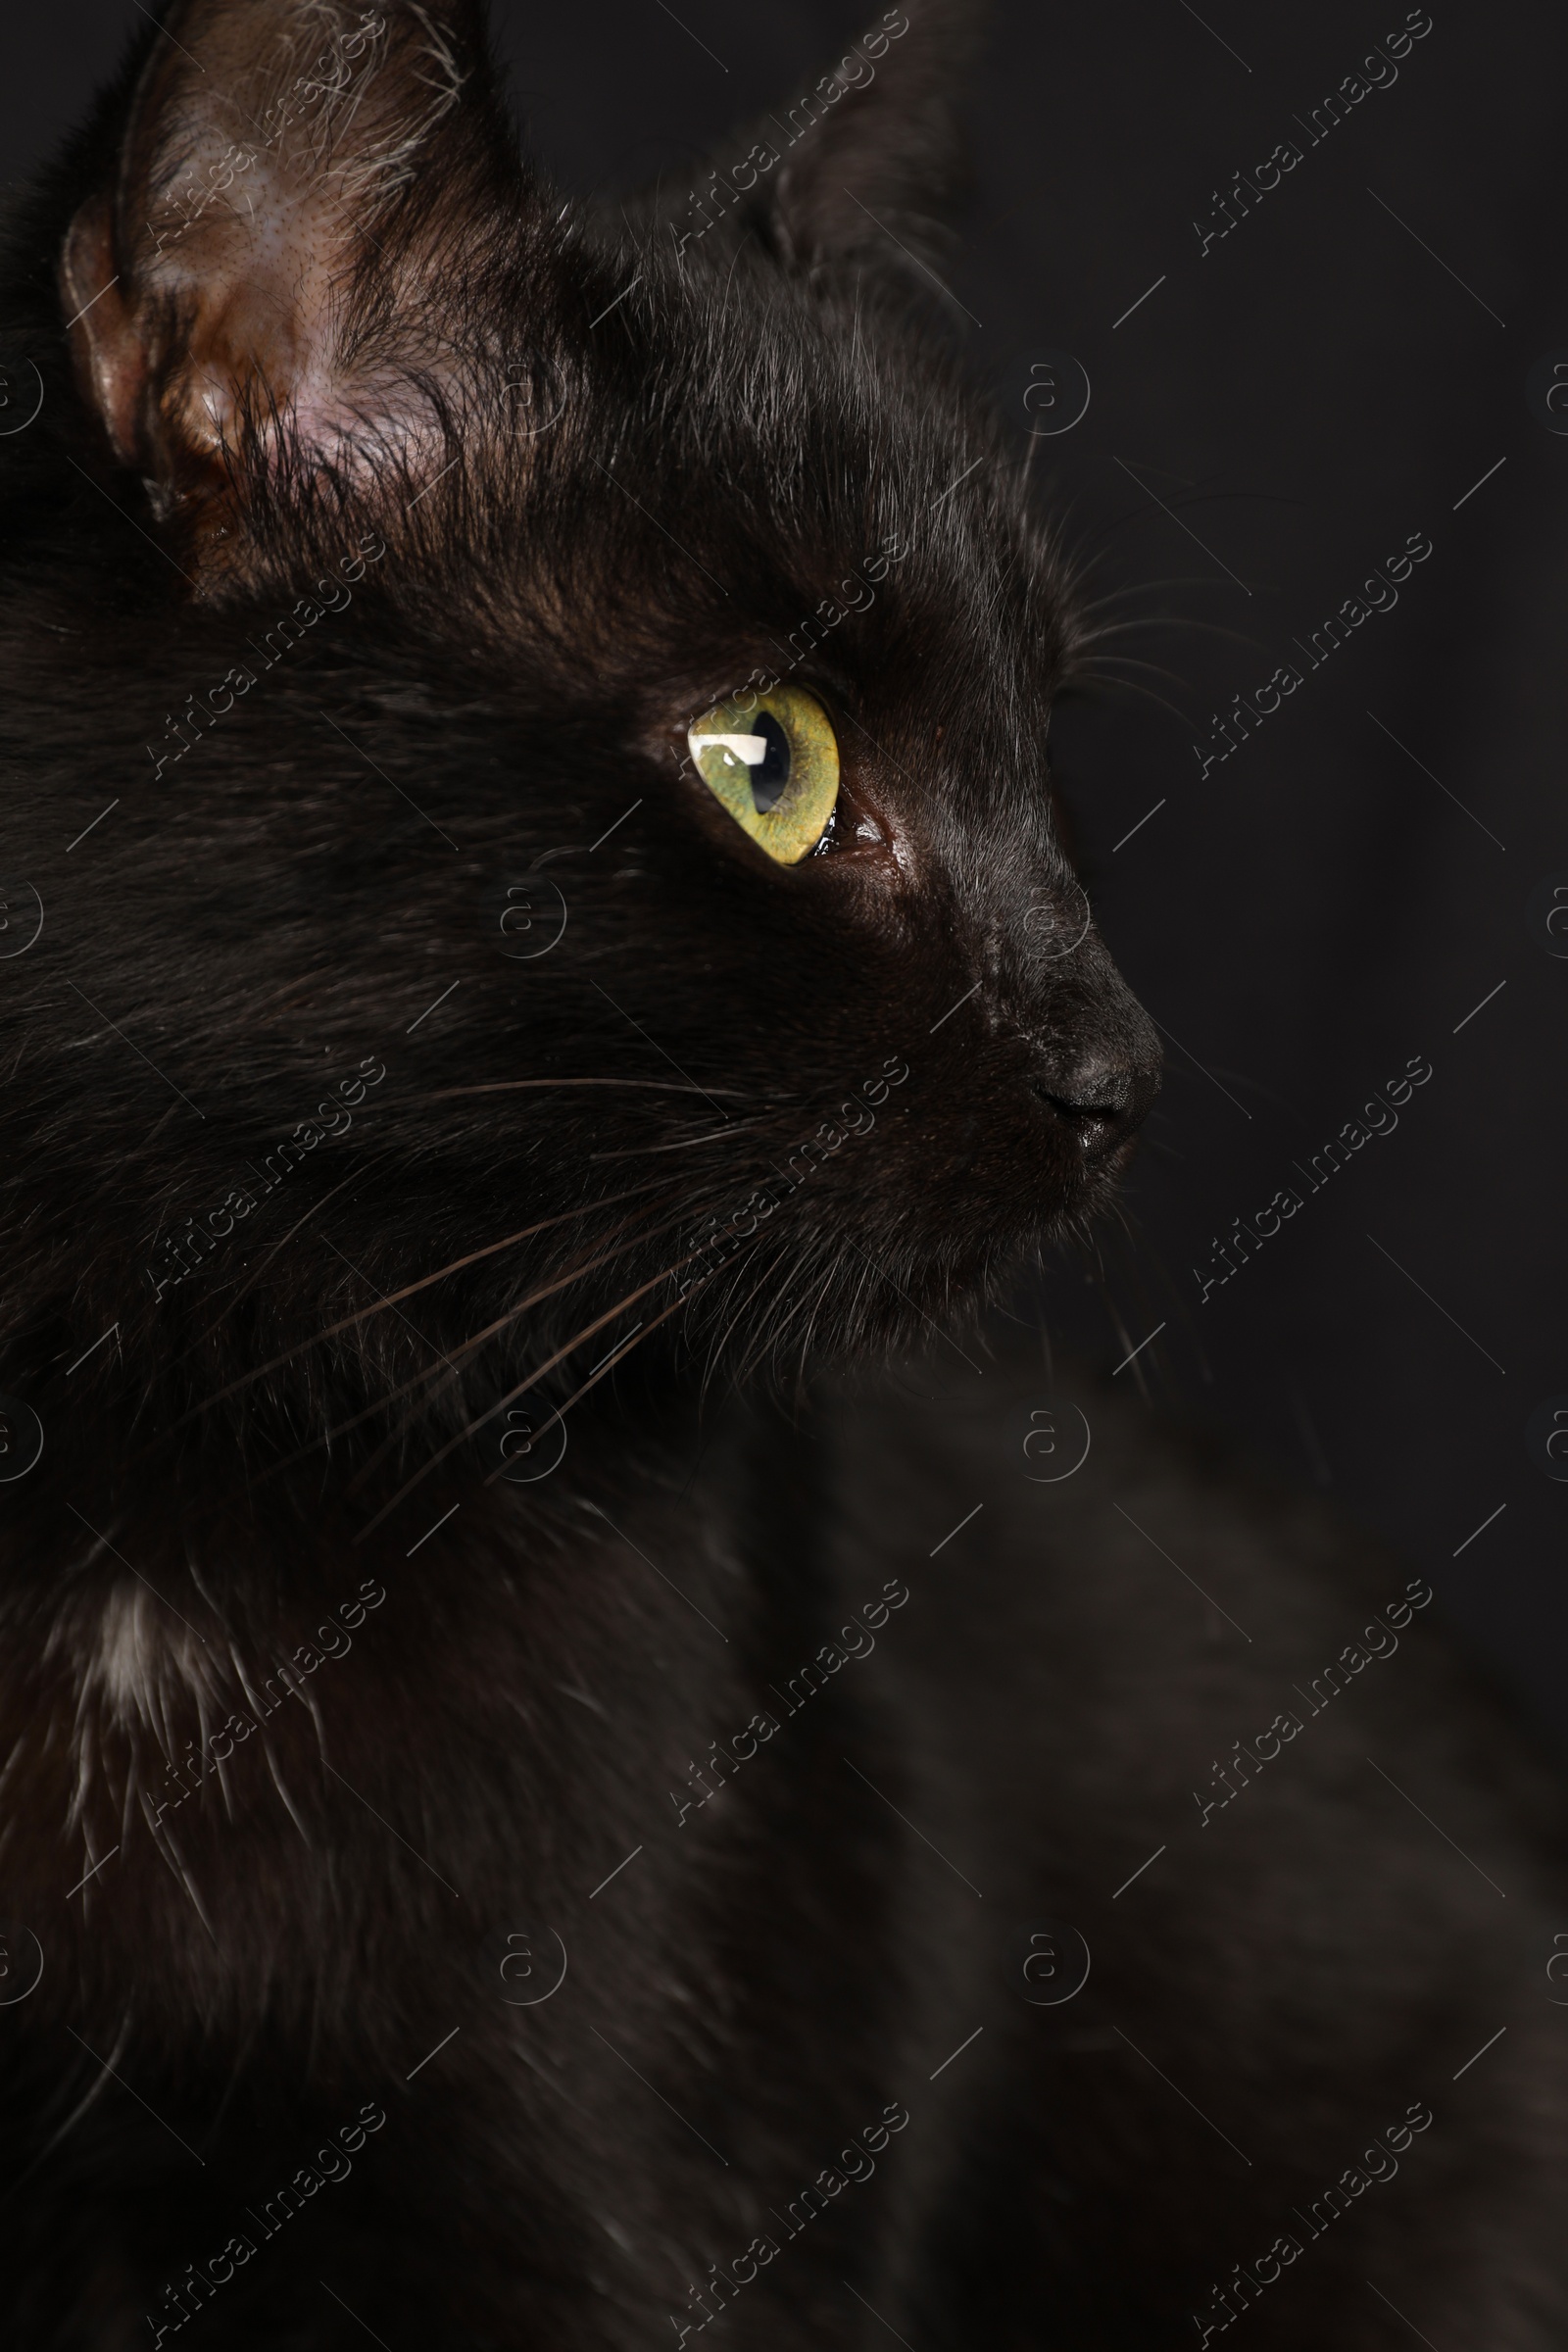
661,1,986,298
59,0,525,549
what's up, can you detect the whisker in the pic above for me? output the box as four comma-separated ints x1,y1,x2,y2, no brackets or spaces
423,1077,756,1104
289,1199,698,1485
177,1156,377,1365
1075,615,1258,651
590,1119,767,1162
354,1242,721,1540
1074,576,1228,617
697,1241,779,1390
729,1235,835,1394
337,1159,763,1486
790,1250,850,1384
840,1240,885,1359
1083,654,1190,687
1077,670,1192,729
479,1281,709,1489
176,1179,675,1421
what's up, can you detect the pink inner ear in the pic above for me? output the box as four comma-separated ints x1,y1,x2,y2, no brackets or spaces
157,158,355,468
172,189,311,446
63,2,473,514
140,136,427,480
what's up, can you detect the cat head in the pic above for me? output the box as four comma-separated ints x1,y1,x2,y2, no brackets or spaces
2,0,1158,1501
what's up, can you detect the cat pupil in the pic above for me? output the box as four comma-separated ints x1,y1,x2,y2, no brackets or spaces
749,711,790,811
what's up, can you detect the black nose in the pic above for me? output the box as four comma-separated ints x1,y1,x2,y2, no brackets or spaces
1032,1055,1159,1161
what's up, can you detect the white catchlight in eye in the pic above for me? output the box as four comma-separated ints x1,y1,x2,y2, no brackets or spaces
696,732,768,768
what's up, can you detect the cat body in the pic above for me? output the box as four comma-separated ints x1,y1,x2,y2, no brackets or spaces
4,1346,1565,2347
0,0,1562,2343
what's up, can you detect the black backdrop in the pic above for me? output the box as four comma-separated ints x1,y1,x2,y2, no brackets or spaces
7,0,1566,1737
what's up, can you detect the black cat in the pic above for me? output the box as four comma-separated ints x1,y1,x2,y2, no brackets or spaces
0,1,1562,2344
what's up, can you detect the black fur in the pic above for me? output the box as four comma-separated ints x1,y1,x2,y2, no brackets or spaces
0,2,1561,2344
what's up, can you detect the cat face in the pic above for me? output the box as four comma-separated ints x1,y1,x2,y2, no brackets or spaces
3,0,1158,1466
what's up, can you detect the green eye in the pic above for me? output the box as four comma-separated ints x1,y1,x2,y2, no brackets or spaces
687,684,840,865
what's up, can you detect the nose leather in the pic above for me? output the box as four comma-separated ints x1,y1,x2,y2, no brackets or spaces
1032,1054,1159,1160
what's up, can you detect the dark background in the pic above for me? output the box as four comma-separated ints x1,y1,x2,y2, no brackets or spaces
8,2,1566,1735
